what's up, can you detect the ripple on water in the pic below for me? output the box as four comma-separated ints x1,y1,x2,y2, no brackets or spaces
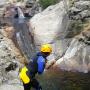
37,68,90,90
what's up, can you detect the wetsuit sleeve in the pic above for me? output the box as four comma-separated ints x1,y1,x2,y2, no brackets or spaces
37,56,45,74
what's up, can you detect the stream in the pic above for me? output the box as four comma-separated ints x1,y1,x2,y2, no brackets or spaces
37,69,90,90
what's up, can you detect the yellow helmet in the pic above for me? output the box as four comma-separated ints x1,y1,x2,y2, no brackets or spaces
40,44,52,53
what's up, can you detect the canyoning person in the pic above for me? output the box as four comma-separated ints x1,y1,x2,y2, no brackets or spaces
19,44,52,90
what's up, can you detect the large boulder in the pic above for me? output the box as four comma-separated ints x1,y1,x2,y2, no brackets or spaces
30,1,70,60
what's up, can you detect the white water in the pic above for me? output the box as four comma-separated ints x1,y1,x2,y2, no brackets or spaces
16,32,24,51
17,7,25,23
82,47,88,73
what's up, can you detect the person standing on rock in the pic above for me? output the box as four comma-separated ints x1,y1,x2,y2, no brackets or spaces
19,44,52,90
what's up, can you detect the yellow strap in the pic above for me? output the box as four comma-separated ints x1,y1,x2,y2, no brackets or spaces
19,66,30,84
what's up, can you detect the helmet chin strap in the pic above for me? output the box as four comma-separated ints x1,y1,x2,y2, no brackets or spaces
41,52,50,57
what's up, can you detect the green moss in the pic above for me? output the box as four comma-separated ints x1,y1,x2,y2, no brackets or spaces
39,0,59,9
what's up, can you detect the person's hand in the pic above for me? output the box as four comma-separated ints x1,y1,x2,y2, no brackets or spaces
45,60,56,69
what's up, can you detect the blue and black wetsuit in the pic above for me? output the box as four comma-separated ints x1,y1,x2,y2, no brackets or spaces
23,52,47,90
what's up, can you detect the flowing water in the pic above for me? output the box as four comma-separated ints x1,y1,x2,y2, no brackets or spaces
17,7,25,24
37,69,90,90
13,7,36,59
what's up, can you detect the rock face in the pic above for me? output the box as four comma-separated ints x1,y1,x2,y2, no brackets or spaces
0,28,24,89
30,1,70,60
53,0,90,73
55,26,90,73
69,0,90,20
0,85,23,90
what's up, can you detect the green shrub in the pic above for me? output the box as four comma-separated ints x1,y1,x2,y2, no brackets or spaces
39,0,59,9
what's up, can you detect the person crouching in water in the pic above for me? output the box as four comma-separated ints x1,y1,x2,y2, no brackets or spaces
19,44,52,90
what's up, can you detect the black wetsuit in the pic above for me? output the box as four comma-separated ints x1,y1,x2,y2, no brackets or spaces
23,52,47,90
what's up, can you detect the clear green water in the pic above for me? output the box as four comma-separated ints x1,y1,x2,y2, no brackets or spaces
37,69,90,90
